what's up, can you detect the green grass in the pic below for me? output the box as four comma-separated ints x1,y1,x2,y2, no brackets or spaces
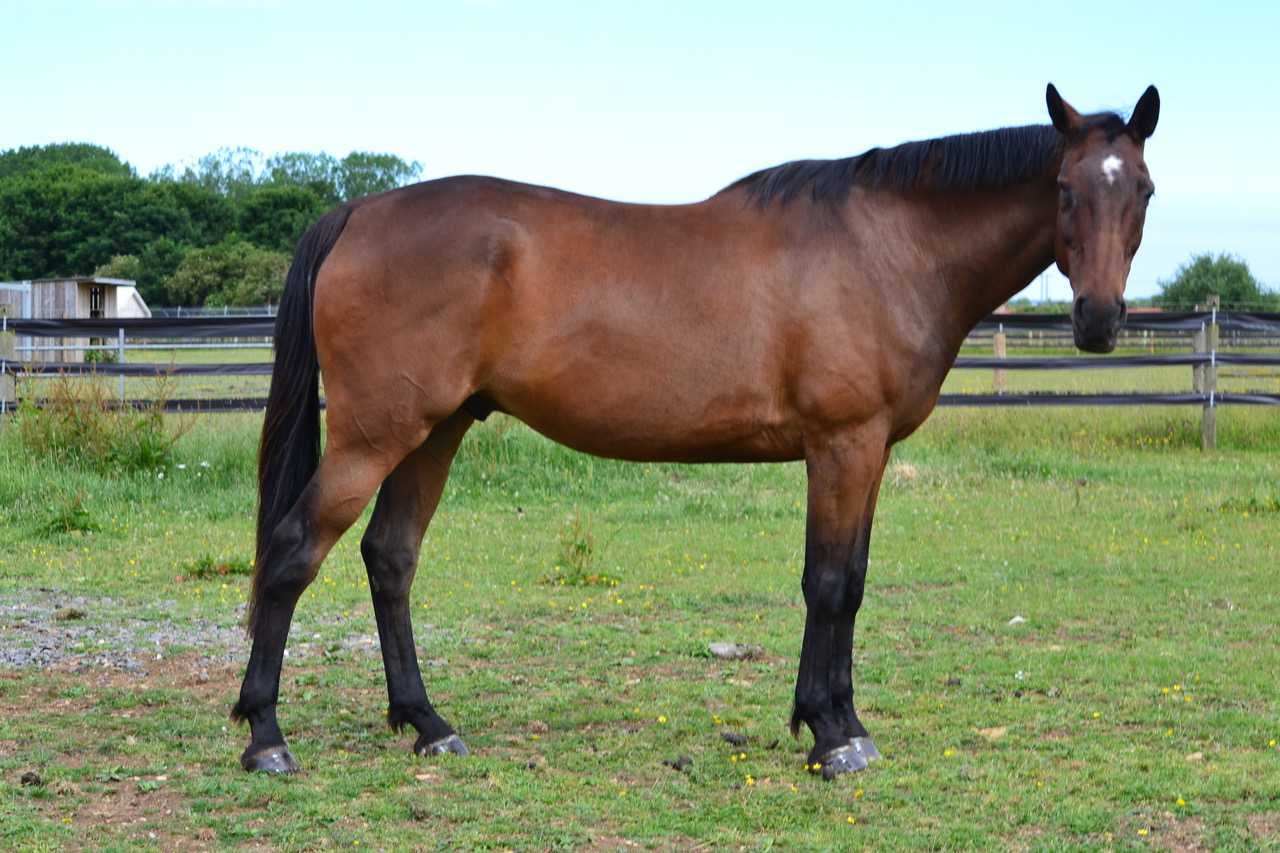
0,406,1278,851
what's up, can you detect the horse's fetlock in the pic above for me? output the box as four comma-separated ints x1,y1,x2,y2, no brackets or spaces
385,700,424,734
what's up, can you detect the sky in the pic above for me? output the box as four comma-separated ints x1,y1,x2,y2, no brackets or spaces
3,0,1277,301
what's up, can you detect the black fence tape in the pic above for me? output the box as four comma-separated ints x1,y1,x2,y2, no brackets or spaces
4,314,1278,414
5,312,1280,339
8,393,1274,416
971,311,1280,333
1,360,272,376
953,353,1280,370
3,316,274,339
5,353,1276,378
937,392,1280,407
4,397,275,414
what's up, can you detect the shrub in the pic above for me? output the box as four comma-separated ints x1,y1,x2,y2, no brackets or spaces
1154,252,1277,310
164,239,289,308
14,370,190,472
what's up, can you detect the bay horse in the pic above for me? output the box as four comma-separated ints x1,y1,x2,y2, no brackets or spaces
232,84,1159,777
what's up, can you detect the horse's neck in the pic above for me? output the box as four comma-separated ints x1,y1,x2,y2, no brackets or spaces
913,176,1060,339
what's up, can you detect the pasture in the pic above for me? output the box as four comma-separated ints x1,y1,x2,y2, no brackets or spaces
0,401,1278,851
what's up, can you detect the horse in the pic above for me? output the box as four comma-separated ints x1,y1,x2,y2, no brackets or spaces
231,84,1159,777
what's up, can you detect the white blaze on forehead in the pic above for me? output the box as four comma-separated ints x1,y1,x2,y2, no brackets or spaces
1101,155,1124,185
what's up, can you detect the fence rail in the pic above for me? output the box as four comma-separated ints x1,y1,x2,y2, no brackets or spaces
3,311,1280,447
6,310,1279,342
2,315,275,339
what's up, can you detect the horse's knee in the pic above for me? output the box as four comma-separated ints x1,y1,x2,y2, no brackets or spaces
802,569,865,617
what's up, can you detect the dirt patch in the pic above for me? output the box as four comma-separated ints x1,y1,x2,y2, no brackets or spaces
1,650,395,849
2,652,243,851
1157,816,1210,853
62,779,215,852
576,834,705,853
1248,813,1280,842
1116,812,1212,853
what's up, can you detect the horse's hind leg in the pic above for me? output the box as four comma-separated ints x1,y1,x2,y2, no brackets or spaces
232,445,401,773
359,410,473,757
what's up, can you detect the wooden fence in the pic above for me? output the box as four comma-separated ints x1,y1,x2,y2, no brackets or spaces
3,310,1280,449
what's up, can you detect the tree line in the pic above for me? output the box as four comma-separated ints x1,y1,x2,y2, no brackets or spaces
0,143,421,307
1,142,1274,311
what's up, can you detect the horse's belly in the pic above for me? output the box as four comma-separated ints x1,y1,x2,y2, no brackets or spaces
494,382,804,464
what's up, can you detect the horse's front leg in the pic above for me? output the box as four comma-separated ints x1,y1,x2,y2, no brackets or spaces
791,433,889,778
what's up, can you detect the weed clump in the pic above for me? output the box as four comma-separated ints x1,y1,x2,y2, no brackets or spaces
540,508,620,586
35,490,101,536
12,370,190,472
184,554,253,580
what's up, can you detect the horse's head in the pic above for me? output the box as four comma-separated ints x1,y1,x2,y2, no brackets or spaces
1047,84,1159,353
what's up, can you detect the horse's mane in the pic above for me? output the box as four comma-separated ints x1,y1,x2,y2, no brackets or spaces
724,117,1123,209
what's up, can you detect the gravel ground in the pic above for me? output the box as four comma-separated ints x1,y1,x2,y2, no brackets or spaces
0,588,249,674
0,587,402,676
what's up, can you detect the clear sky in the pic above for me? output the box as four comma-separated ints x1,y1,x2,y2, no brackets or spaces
4,0,1277,300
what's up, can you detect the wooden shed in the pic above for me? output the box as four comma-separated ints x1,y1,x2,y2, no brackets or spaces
0,277,140,362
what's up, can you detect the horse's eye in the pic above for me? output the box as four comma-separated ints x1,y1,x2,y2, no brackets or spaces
1058,182,1075,208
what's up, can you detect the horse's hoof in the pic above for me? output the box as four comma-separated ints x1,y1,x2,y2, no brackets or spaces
242,747,301,774
814,744,870,779
848,736,882,762
417,733,469,757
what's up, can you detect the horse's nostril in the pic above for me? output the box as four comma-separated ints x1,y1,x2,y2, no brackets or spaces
1072,296,1088,324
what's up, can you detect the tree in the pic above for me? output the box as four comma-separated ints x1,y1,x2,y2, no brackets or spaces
150,180,236,247
0,141,420,305
236,185,329,253
1154,253,1277,310
337,151,422,200
0,165,202,281
164,240,290,307
265,152,342,205
93,239,189,307
169,147,266,201
0,143,134,181
263,151,423,203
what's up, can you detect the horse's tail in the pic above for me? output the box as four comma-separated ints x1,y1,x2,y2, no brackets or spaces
247,203,354,635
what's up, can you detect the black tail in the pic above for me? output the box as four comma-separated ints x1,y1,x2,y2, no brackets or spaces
247,203,353,634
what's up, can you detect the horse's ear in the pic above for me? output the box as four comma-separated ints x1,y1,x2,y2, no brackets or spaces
1046,83,1083,136
1126,85,1160,140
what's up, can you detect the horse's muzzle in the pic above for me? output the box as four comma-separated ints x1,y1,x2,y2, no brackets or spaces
1072,294,1127,354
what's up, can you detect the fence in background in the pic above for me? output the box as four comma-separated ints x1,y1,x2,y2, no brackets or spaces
3,310,1280,448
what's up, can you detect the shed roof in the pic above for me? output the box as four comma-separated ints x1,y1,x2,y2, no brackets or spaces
32,277,136,287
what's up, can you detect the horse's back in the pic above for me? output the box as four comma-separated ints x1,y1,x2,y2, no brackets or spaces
308,177,815,459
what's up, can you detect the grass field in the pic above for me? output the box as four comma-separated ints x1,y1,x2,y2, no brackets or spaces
0,402,1277,851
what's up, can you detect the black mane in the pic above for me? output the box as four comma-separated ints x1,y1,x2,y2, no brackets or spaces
725,122,1091,209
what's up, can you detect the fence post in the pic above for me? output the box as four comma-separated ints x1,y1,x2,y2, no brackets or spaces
118,327,126,404
1200,295,1219,451
0,309,13,413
